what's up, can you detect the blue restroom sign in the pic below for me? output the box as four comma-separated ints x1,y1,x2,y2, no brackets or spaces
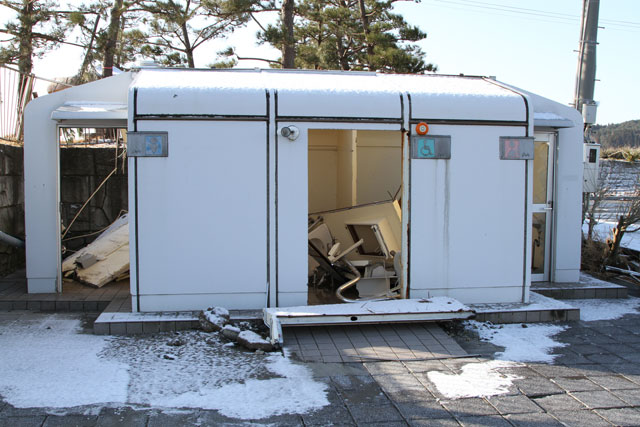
417,138,435,158
411,135,451,160
127,132,169,157
145,135,163,155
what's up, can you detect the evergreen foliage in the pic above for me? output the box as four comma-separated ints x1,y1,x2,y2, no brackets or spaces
592,120,640,148
259,0,435,72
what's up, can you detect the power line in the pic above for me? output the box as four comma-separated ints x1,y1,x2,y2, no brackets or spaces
423,0,640,32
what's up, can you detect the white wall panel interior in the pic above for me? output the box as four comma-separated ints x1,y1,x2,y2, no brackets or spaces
409,125,528,303
277,126,309,295
134,121,267,299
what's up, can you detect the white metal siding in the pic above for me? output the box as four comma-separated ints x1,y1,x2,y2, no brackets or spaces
133,120,267,310
409,125,529,303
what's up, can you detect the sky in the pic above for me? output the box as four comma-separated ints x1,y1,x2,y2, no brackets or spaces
1,0,638,125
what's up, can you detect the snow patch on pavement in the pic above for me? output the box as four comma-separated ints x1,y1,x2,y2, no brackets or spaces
568,297,640,321
131,349,328,419
0,315,130,408
0,314,328,419
466,321,568,363
428,360,522,399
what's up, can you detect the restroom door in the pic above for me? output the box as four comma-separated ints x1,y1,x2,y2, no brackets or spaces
532,133,555,281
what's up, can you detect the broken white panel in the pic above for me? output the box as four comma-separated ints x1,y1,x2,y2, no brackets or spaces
62,214,129,287
76,244,129,288
264,297,474,345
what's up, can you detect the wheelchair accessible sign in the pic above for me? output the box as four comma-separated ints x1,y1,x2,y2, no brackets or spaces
411,135,451,159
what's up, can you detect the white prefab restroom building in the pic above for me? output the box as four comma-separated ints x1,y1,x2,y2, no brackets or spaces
24,69,583,312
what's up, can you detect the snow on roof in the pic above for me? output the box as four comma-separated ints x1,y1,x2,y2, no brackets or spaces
51,101,127,121
533,111,575,128
132,69,527,122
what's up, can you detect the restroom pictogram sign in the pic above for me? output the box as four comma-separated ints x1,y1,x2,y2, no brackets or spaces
411,135,451,160
499,137,534,160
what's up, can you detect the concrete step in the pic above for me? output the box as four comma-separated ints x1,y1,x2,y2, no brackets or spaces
532,273,627,300
93,309,262,335
469,292,580,324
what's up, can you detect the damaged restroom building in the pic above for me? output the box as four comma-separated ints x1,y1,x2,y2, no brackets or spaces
24,68,584,312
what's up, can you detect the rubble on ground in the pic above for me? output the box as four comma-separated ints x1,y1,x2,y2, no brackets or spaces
198,307,276,352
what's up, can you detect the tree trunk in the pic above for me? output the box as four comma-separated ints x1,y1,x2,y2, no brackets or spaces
78,14,101,82
357,0,374,63
103,0,124,78
335,35,350,70
280,0,295,68
181,21,195,68
606,215,626,265
17,0,34,90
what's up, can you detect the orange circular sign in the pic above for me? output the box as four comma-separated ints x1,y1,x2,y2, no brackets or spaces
416,122,429,135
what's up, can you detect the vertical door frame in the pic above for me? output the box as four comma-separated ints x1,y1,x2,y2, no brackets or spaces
532,131,557,282
274,120,409,306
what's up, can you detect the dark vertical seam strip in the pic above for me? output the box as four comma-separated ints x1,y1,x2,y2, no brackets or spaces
266,90,271,307
522,160,528,302
406,92,412,300
133,88,141,312
522,90,530,299
274,90,279,307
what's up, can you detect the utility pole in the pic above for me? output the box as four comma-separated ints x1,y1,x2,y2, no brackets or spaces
573,0,600,128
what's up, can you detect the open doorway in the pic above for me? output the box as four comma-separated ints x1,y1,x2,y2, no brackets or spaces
58,127,129,295
307,129,403,305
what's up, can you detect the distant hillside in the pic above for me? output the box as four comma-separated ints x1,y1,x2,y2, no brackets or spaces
591,120,640,148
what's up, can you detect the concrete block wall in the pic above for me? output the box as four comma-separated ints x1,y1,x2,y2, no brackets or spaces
0,143,128,277
0,143,25,276
60,147,128,252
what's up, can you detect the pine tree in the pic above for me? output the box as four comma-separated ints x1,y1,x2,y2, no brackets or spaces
67,0,145,82
259,0,435,73
0,0,67,78
138,0,248,68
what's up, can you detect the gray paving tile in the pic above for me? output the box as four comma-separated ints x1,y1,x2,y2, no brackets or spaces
612,388,640,406
595,407,640,426
571,390,629,409
528,364,579,378
456,415,511,427
358,421,408,426
300,390,354,426
586,353,627,364
147,411,203,427
346,403,403,423
487,394,543,415
550,376,603,392
395,400,451,420
96,407,149,426
0,416,48,427
373,373,424,392
339,385,389,405
441,398,498,417
590,374,639,390
408,418,460,426
43,415,98,426
568,364,614,376
384,387,435,403
363,362,410,375
532,394,586,412
602,363,640,375
403,360,449,374
505,412,564,427
331,375,376,390
513,376,565,397
550,410,611,427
